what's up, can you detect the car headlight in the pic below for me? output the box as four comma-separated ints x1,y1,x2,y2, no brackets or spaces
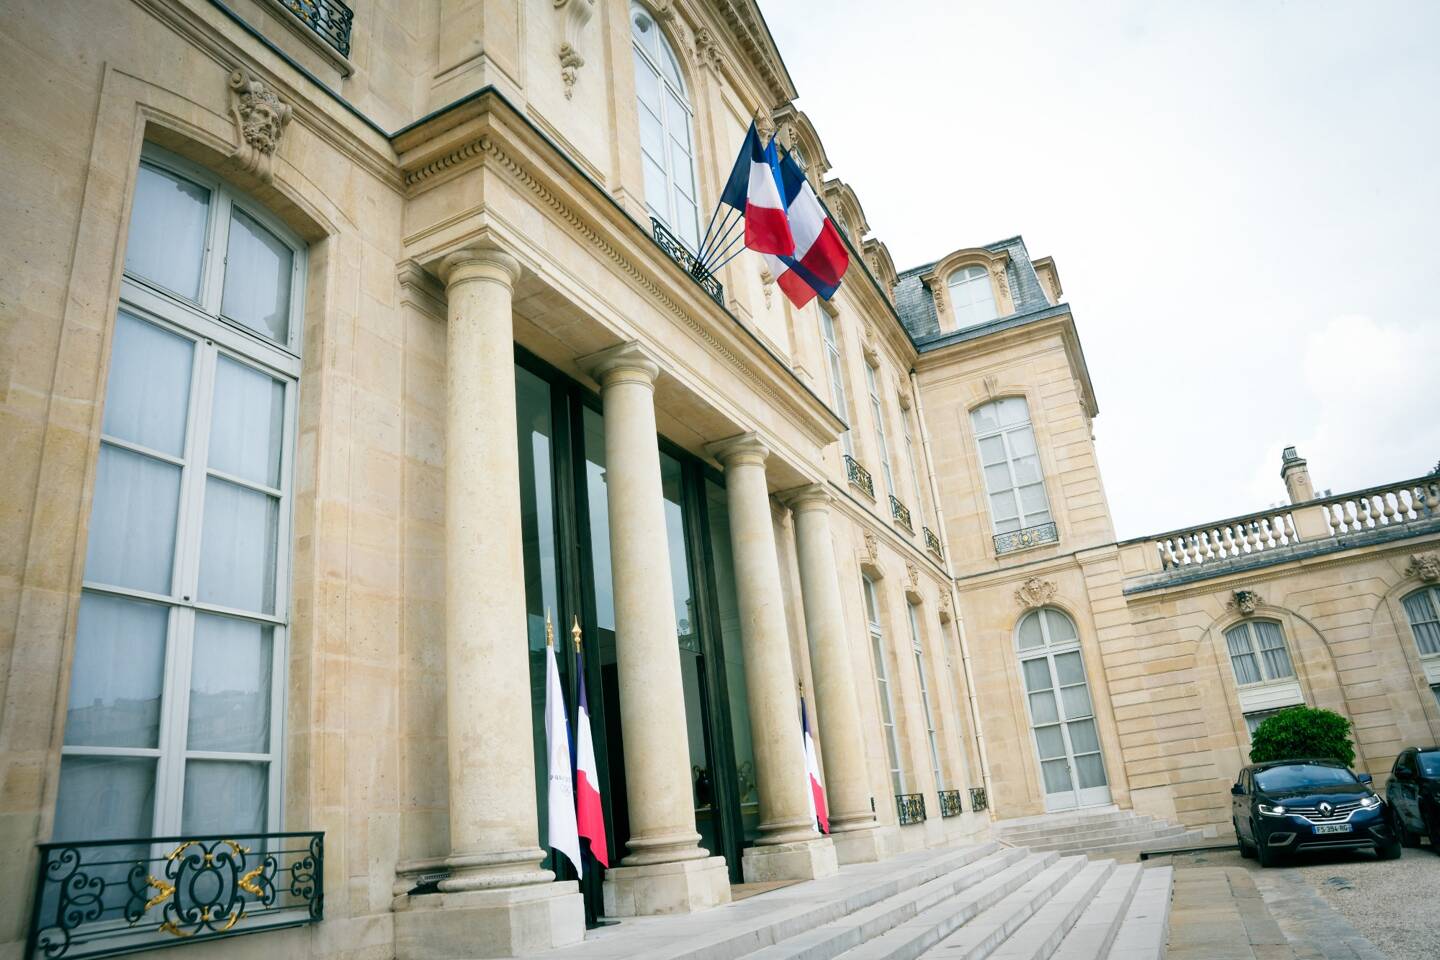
1360,795,1379,808
1258,803,1288,816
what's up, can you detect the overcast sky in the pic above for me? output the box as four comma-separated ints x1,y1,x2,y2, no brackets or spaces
760,0,1440,538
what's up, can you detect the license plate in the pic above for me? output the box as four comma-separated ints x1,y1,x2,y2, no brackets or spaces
1313,824,1351,834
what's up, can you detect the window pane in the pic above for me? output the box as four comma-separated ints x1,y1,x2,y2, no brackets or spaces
85,443,182,594
1041,758,1072,794
188,615,273,753
978,435,1007,466
103,312,193,456
1231,651,1261,686
1403,590,1440,656
984,463,1012,492
65,593,168,748
1053,650,1085,685
54,756,156,841
994,517,1021,533
221,208,293,344
971,403,1000,434
1009,427,1037,457
209,356,284,488
182,760,267,835
1045,610,1078,644
1252,621,1295,680
197,477,278,614
1068,718,1100,753
1012,455,1042,485
633,50,661,111
1017,611,1044,649
1075,752,1107,789
643,156,669,219
1019,483,1049,516
989,491,1018,521
998,397,1029,426
1034,725,1065,759
125,163,210,300
1029,690,1058,724
1022,657,1052,691
863,578,879,625
1225,625,1254,658
1061,683,1093,720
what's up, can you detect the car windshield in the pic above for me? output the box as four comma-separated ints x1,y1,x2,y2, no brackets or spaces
1420,752,1440,778
1253,764,1358,792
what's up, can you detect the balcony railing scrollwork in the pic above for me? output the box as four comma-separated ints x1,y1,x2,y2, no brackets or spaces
937,789,965,818
923,526,943,559
650,219,724,307
25,831,324,960
993,521,1059,556
281,0,354,57
895,792,927,826
845,455,875,500
889,495,913,532
968,787,988,812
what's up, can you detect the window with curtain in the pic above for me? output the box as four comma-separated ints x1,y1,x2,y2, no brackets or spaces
1224,620,1296,686
907,604,943,791
901,405,926,525
1402,586,1440,657
55,146,302,843
631,2,700,250
864,576,905,797
864,361,895,497
970,397,1051,535
946,264,998,329
819,310,854,457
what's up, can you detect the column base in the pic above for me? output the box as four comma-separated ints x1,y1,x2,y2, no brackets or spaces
394,881,585,959
602,855,732,916
740,836,838,883
830,824,901,865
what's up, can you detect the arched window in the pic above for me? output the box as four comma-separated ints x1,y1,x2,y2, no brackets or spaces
1015,608,1109,810
946,264,998,329
1401,586,1440,708
1223,619,1303,734
631,3,700,250
971,397,1051,536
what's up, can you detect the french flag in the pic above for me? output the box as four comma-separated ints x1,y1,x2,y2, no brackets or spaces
718,123,795,257
763,150,850,308
574,645,608,867
800,693,829,834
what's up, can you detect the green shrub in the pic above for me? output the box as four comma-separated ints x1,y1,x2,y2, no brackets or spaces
1248,706,1355,766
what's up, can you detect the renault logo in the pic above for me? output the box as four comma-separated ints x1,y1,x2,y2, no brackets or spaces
1319,801,1333,816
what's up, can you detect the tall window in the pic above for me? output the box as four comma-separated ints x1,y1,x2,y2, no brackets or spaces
1016,607,1108,806
946,264,998,329
865,361,895,497
971,397,1050,535
907,604,943,790
901,405,926,524
820,311,854,456
864,576,905,797
1224,621,1295,686
1402,587,1440,658
55,147,302,843
631,3,699,250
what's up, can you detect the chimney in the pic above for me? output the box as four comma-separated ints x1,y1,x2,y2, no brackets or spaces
1281,446,1315,504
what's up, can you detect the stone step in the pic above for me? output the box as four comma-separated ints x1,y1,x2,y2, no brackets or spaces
1105,865,1173,959
834,852,1069,960
1049,863,1143,960
995,822,1173,849
1028,826,1192,855
914,856,1090,960
992,810,1140,837
1069,832,1206,859
986,859,1117,960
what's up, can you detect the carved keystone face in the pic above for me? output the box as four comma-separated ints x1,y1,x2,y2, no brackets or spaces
241,95,285,153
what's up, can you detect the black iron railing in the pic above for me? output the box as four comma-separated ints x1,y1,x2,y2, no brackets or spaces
282,0,353,57
25,831,323,960
938,789,965,818
651,219,724,307
993,521,1059,556
969,787,989,813
923,526,943,559
896,793,927,826
845,455,875,499
889,495,913,532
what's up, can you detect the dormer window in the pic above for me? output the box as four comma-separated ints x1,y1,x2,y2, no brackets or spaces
946,264,997,328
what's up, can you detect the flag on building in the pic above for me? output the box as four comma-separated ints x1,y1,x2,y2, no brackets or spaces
763,149,851,308
544,614,582,877
718,122,796,257
800,692,830,834
573,619,609,867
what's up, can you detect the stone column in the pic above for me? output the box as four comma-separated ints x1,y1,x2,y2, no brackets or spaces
393,248,583,960
708,434,838,883
781,484,893,864
581,341,731,916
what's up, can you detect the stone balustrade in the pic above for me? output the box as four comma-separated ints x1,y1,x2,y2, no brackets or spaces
1152,510,1300,571
1317,476,1440,535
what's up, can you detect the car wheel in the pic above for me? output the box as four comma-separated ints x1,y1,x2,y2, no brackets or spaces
1255,828,1281,868
1235,820,1255,859
1427,811,1440,855
1397,817,1418,848
1376,835,1403,860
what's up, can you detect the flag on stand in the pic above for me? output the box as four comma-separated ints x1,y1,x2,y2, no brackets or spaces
544,613,583,877
763,149,851,308
717,122,795,256
800,692,830,834
572,617,609,867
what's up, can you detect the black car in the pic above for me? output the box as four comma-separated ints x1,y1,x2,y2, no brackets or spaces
1231,759,1400,866
1386,746,1440,852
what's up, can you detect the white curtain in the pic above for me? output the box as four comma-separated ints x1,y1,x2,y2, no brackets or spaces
124,164,209,300
188,615,272,753
221,208,292,342
65,593,168,748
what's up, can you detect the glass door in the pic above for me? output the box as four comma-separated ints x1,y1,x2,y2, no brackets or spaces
1017,608,1110,811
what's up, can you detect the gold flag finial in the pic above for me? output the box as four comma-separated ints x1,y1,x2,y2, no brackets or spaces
798,678,804,695
545,608,554,648
571,614,583,651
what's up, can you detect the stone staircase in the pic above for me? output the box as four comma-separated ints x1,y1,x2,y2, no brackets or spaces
538,841,1173,960
992,807,1205,858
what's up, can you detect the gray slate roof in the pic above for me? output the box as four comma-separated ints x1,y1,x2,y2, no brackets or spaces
892,235,1054,347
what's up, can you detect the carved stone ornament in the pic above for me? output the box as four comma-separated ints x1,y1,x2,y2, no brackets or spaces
759,266,775,309
906,562,920,592
862,530,879,565
982,374,999,399
990,264,1011,301
1014,577,1057,609
1228,589,1263,615
754,105,776,143
228,70,292,183
555,0,596,99
694,27,723,71
1406,552,1440,582
938,591,954,623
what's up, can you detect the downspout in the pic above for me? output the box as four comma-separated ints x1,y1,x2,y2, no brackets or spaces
909,369,994,815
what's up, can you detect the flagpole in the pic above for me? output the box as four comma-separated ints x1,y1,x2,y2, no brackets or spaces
697,207,739,266
696,201,731,263
709,243,750,275
701,229,745,273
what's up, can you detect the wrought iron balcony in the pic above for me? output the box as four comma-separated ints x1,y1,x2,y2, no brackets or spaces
281,0,353,57
845,455,875,499
969,786,989,813
896,792,927,826
26,831,323,960
923,526,943,559
650,218,724,307
993,520,1059,556
938,789,964,818
889,495,913,532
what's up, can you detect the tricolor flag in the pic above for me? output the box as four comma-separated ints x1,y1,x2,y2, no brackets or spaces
717,122,796,256
574,629,609,867
800,693,830,834
763,149,851,309
544,618,582,877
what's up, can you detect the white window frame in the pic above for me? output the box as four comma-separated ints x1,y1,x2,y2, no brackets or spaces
907,603,944,791
630,2,701,250
946,264,998,329
971,398,1052,535
819,310,854,457
864,576,906,797
58,143,303,839
1224,620,1296,686
864,361,895,498
1401,587,1440,688
901,404,926,526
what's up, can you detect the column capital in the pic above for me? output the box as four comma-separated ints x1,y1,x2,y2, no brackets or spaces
580,340,662,389
707,431,770,468
779,483,833,512
439,246,522,290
